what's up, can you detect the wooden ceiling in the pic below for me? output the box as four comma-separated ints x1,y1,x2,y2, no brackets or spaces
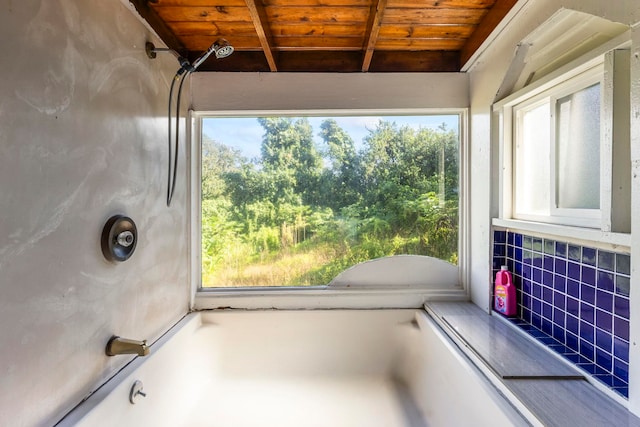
132,0,518,72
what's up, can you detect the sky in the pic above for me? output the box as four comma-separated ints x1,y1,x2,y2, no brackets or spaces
202,115,459,160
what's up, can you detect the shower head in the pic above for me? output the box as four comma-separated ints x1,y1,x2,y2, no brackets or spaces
213,38,234,59
145,38,234,74
191,39,234,70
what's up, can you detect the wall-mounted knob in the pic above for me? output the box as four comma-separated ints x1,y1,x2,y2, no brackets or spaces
129,380,147,404
101,215,138,262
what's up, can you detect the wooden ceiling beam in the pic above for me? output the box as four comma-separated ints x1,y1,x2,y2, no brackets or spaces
460,0,518,66
245,0,279,71
131,0,185,54
361,0,388,72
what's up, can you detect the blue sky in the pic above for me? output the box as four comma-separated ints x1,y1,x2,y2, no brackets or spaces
202,115,459,160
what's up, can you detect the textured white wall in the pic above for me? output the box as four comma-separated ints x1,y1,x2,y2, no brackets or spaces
0,1,189,425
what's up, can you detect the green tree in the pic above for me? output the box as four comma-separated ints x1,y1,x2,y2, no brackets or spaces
318,119,362,209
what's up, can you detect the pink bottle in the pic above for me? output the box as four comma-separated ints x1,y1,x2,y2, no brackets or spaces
494,266,516,316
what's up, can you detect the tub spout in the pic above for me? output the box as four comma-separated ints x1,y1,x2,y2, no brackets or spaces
106,336,150,357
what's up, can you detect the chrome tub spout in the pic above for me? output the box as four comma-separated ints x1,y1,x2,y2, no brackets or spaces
106,336,150,356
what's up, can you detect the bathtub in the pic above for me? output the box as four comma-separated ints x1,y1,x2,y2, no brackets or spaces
56,309,527,427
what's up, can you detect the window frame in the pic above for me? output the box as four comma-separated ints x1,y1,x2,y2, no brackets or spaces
511,65,604,228
493,36,631,241
188,109,469,309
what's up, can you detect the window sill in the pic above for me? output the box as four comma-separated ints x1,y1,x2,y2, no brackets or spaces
193,287,467,310
492,218,630,252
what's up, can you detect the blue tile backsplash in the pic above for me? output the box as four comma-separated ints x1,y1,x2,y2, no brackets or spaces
493,230,631,398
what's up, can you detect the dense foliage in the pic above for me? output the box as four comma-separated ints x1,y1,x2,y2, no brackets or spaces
201,117,459,287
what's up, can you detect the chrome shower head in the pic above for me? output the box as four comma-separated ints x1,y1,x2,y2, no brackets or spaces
145,39,234,74
213,38,234,59
191,38,234,70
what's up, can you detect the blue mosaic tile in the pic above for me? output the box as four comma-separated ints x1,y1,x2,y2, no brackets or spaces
577,363,608,375
580,340,595,361
566,298,580,318
543,271,554,287
614,296,630,319
555,242,567,258
616,253,630,275
544,239,555,255
532,253,543,268
614,359,629,382
598,250,615,272
581,285,595,305
582,247,597,266
568,244,581,262
595,309,612,333
532,237,543,252
596,290,613,313
580,321,596,343
614,338,629,360
616,275,630,296
514,233,523,247
566,279,580,298
554,258,567,276
566,333,579,351
554,275,566,293
595,328,612,351
566,314,579,334
553,308,565,327
492,230,631,398
597,271,614,292
614,317,630,341
553,291,565,310
567,262,581,281
579,302,594,324
595,348,613,371
581,266,596,286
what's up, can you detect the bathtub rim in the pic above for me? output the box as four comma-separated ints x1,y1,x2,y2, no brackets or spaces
54,313,199,427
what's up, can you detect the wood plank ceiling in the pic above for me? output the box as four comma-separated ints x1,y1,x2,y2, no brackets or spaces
132,0,518,72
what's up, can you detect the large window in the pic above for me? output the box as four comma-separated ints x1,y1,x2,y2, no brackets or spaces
197,114,460,288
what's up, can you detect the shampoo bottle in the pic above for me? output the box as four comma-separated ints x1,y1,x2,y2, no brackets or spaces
494,265,516,316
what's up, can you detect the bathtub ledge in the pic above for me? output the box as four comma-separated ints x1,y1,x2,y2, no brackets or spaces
425,301,640,427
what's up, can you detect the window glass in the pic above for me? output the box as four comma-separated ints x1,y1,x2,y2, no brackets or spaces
200,115,460,288
556,83,601,209
514,102,550,217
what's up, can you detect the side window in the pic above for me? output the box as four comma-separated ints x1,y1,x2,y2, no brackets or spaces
198,115,461,288
512,72,602,227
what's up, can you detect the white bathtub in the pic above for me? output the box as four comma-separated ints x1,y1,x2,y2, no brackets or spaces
57,309,527,427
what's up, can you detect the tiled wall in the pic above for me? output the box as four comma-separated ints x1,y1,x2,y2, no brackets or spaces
493,230,631,398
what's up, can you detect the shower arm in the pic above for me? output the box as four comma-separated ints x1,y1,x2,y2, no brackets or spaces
145,42,191,73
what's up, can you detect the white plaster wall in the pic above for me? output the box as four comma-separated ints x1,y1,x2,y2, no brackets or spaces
0,1,190,425
467,0,640,308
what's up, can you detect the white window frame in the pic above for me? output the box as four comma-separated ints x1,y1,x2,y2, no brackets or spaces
493,34,631,245
511,66,604,228
188,109,470,310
